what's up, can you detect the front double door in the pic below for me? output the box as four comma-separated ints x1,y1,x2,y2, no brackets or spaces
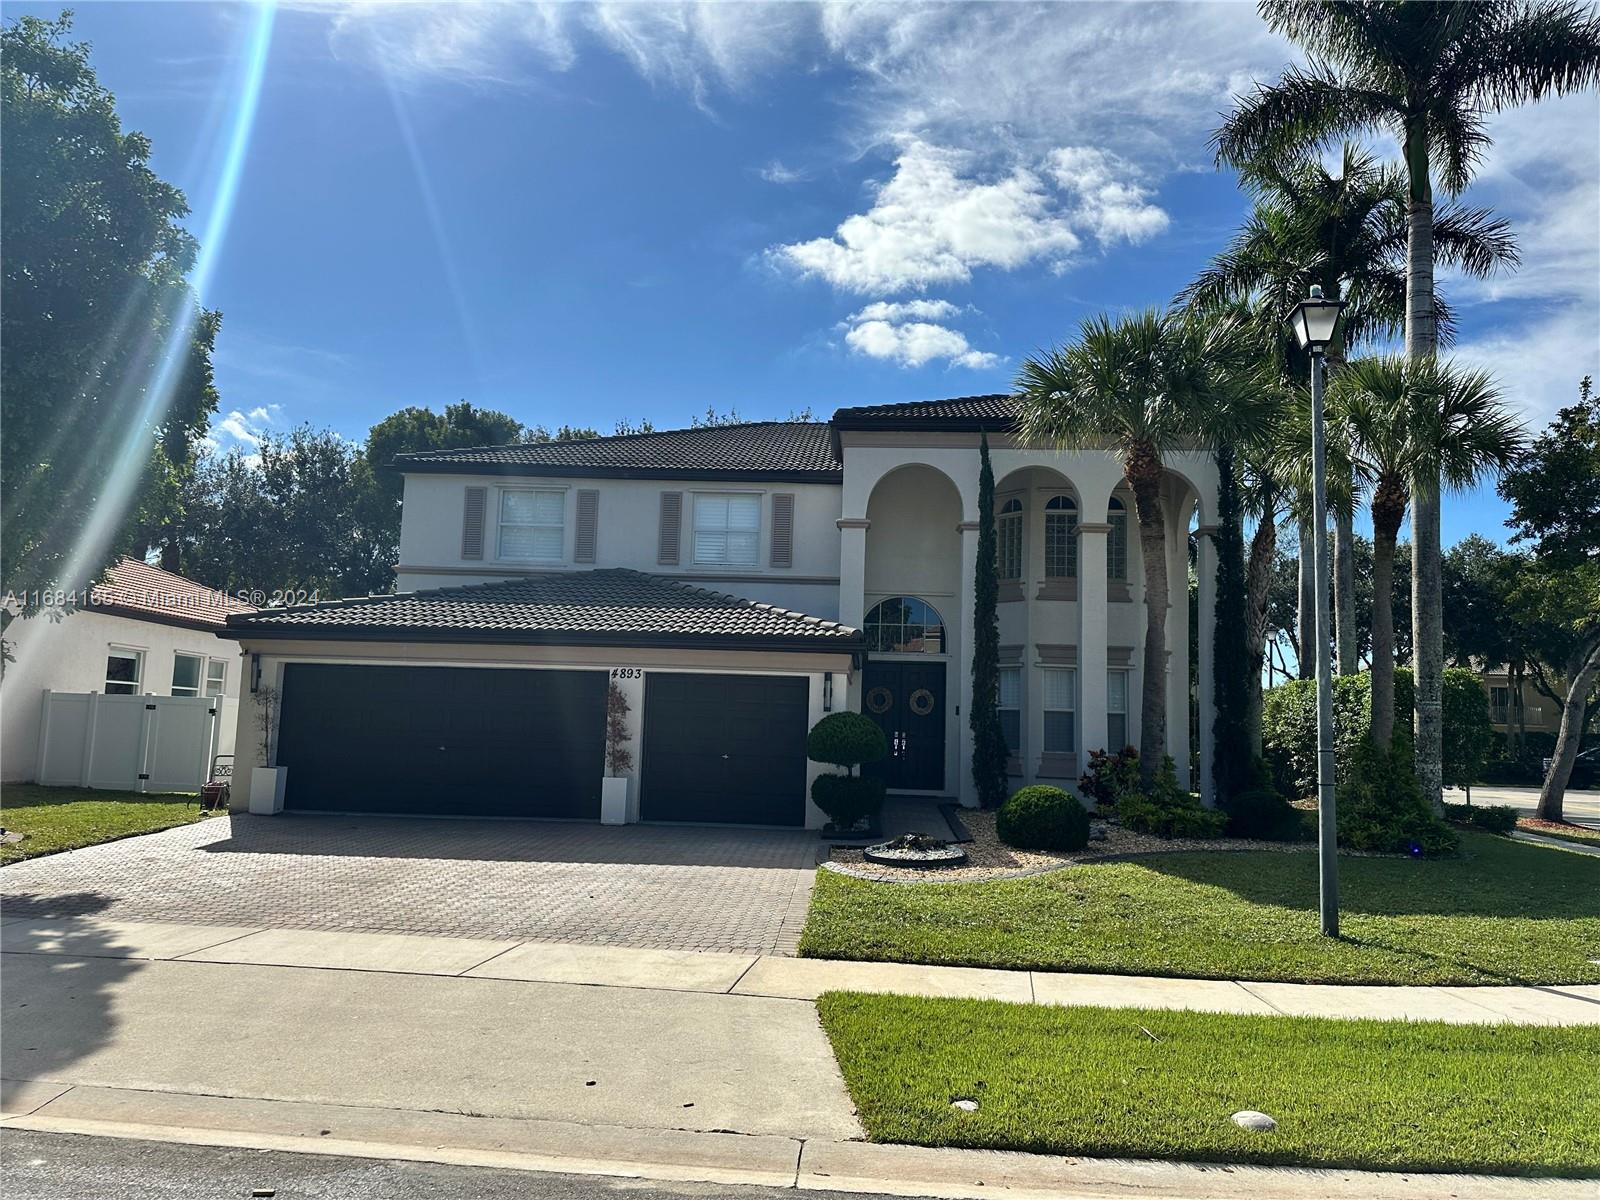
861,660,946,791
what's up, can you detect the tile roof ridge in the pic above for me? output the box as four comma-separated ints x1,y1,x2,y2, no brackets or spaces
396,419,828,461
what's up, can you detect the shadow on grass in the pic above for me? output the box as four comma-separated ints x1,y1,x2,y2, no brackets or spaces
1137,830,1600,921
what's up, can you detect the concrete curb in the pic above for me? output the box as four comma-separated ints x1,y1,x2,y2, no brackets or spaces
3,1082,1592,1200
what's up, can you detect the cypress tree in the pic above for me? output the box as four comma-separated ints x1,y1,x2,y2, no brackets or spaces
970,432,1008,808
1212,441,1253,803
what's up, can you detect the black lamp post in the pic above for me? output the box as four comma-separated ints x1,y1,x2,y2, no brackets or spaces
1287,285,1346,937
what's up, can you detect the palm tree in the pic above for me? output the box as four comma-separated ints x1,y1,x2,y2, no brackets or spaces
1330,356,1524,747
1183,143,1518,680
1015,308,1269,784
1215,1,1600,811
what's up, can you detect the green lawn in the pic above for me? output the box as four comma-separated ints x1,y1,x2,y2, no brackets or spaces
802,831,1600,985
1,784,207,865
818,992,1600,1176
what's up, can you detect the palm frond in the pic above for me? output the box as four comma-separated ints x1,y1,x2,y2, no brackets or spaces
1431,202,1520,277
1212,63,1398,170
1443,0,1600,109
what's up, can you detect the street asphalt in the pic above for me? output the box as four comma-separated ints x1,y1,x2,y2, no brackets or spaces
0,1129,928,1200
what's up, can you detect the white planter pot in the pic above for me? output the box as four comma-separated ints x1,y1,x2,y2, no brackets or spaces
600,776,629,825
249,766,287,815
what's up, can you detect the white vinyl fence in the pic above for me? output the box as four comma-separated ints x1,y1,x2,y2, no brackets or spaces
36,691,221,793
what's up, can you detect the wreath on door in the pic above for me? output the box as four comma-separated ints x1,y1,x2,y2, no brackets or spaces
908,688,936,716
865,686,893,714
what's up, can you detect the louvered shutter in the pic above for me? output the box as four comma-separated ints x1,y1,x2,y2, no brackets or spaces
657,491,683,565
461,486,487,560
574,489,599,563
770,493,795,568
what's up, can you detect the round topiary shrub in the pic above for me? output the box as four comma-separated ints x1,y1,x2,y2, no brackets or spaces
806,712,888,769
810,774,886,831
1222,787,1307,841
996,785,1090,851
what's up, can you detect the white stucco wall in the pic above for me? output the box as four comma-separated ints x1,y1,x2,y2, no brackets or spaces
2,609,244,783
394,473,844,618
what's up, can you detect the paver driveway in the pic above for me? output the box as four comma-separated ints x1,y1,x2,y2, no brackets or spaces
0,814,821,955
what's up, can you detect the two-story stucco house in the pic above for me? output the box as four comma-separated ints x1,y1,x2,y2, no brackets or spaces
224,396,1220,829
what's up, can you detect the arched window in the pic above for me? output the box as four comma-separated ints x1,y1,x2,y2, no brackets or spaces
1044,495,1077,578
864,596,946,654
1107,496,1129,582
997,497,1023,580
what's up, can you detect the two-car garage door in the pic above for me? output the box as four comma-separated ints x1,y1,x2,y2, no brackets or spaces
274,664,810,826
276,664,606,818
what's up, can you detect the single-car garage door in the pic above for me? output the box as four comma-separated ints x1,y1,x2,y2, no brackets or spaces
276,663,606,818
641,673,809,826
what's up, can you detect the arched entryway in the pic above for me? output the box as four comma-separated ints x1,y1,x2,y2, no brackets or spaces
861,596,948,790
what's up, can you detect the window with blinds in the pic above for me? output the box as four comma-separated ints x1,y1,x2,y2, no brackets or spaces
693,493,760,566
1108,669,1130,750
498,489,564,561
999,665,1022,755
1043,667,1076,753
1108,497,1129,581
1044,495,1077,578
998,497,1023,580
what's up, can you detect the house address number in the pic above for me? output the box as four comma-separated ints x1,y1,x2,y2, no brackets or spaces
610,667,643,679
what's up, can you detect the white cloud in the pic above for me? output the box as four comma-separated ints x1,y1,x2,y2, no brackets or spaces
770,138,1093,294
839,298,999,370
758,160,810,185
1048,147,1169,244
211,408,266,451
1453,306,1598,433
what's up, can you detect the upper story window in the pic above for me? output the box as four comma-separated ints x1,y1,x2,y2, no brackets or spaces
693,493,760,566
864,596,946,654
499,489,565,561
105,646,143,695
172,652,203,697
1107,496,1129,582
205,659,228,697
997,497,1023,580
1044,495,1077,579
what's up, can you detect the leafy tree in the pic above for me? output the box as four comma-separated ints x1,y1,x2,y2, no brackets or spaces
1501,385,1600,820
1215,0,1600,812
1212,443,1253,803
363,401,530,505
1018,308,1269,783
969,434,1007,809
1,13,220,599
179,427,393,599
1329,356,1520,757
1440,666,1494,797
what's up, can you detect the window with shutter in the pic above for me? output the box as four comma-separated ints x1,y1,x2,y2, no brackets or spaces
497,489,565,561
770,493,795,568
574,489,599,563
692,493,760,566
658,491,683,564
461,486,487,560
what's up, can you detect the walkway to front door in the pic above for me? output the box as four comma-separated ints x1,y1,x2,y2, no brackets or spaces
861,660,946,791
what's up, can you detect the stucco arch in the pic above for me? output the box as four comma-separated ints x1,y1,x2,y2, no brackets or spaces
863,463,963,604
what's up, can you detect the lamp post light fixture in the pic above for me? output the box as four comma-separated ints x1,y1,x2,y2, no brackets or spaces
1288,284,1346,938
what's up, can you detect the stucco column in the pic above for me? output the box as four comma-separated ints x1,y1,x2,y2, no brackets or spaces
1077,523,1109,759
1194,525,1218,807
957,520,979,807
1166,520,1191,787
837,518,869,630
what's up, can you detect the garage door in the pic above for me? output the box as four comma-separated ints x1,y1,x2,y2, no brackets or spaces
276,663,606,818
641,673,809,826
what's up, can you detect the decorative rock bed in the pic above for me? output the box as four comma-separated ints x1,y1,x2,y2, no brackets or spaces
862,832,968,869
828,809,1318,884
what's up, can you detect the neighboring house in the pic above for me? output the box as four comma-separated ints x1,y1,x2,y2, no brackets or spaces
2,557,255,783
1481,668,1563,736
226,397,1220,828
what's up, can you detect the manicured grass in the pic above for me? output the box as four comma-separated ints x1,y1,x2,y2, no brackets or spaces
818,992,1600,1175
1520,819,1600,847
801,830,1600,985
1,784,206,864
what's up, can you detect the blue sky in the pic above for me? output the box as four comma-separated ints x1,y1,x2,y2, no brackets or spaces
27,2,1600,546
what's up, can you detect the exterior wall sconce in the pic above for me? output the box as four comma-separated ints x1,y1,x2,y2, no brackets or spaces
823,672,834,711
250,653,261,695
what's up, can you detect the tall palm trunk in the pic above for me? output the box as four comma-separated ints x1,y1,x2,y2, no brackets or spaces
1244,509,1277,753
1368,474,1406,746
1126,441,1168,785
1334,509,1358,675
1296,517,1315,680
1404,123,1444,812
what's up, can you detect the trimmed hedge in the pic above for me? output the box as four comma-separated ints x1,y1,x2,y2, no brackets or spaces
1335,740,1458,858
1119,757,1226,840
1443,802,1519,836
997,786,1090,851
1222,787,1309,842
811,774,885,831
807,712,888,769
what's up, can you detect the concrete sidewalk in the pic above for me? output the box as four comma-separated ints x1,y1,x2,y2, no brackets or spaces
4,916,1598,1024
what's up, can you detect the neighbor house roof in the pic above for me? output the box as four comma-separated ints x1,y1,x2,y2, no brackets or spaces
92,557,256,632
830,394,1019,432
393,421,842,482
225,568,862,653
